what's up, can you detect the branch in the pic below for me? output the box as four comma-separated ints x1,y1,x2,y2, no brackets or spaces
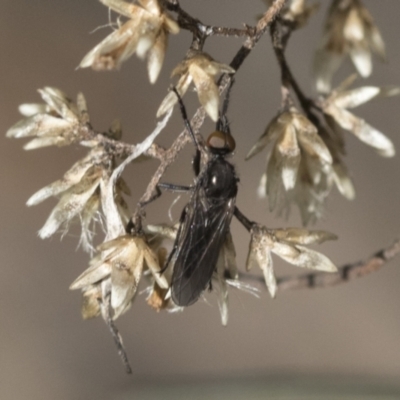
77,125,166,161
239,239,400,292
164,0,254,40
132,0,287,222
270,18,316,113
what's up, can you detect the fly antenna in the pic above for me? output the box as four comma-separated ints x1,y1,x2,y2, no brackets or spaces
172,87,200,150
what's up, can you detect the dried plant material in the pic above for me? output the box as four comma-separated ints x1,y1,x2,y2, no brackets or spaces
314,0,386,93
273,228,337,244
71,235,168,318
81,285,102,319
80,0,179,83
147,282,169,311
23,106,172,250
246,224,337,297
264,0,319,29
6,0,400,373
321,77,399,157
25,145,130,252
6,87,89,149
145,223,179,241
247,108,333,216
157,51,235,121
215,247,229,326
331,162,355,200
147,248,170,311
265,154,352,225
212,232,239,326
248,75,395,223
101,107,172,240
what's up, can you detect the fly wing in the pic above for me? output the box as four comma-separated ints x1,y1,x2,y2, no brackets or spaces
171,189,235,307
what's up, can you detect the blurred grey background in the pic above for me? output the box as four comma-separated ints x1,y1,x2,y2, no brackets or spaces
1,1,400,399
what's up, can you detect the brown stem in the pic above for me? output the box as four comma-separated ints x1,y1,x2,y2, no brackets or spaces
78,125,166,161
240,239,400,292
102,295,132,374
164,0,254,40
270,19,315,114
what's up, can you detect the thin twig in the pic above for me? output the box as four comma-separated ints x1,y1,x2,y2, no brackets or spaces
239,239,400,292
164,0,253,39
77,125,166,161
102,295,132,374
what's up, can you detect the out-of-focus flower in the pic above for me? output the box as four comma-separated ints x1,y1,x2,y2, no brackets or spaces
70,235,168,318
314,0,386,93
81,284,103,319
257,147,355,226
80,0,179,83
321,76,399,157
26,146,130,252
157,51,235,122
146,247,176,312
246,225,337,298
263,0,319,29
6,87,89,149
246,108,333,213
214,232,238,326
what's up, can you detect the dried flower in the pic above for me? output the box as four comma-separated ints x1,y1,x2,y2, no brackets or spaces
26,146,130,251
246,108,333,214
6,87,88,149
157,51,235,122
80,0,179,83
321,76,399,157
70,235,168,318
214,232,238,326
314,0,386,93
263,0,319,29
146,247,177,312
81,285,102,319
246,225,337,298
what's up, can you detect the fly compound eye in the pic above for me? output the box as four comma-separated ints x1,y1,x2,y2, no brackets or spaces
206,130,236,154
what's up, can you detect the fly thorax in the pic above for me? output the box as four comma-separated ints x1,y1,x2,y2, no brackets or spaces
204,158,238,199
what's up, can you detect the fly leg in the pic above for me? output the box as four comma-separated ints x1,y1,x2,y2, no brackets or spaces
138,182,192,209
234,207,255,232
172,87,201,150
137,185,162,208
158,182,192,193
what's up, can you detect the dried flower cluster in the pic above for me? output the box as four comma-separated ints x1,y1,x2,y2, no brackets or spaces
6,0,400,372
80,0,179,83
314,0,386,93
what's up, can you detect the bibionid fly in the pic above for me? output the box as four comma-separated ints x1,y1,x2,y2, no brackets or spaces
160,82,240,307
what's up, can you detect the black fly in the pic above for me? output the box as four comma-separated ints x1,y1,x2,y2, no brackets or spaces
161,84,239,307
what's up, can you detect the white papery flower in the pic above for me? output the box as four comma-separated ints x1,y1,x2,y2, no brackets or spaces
246,225,337,298
263,0,319,29
321,76,399,157
80,284,103,319
80,0,179,83
314,0,386,93
247,108,333,213
26,146,130,252
214,232,238,326
6,87,89,149
157,51,235,122
71,235,168,319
